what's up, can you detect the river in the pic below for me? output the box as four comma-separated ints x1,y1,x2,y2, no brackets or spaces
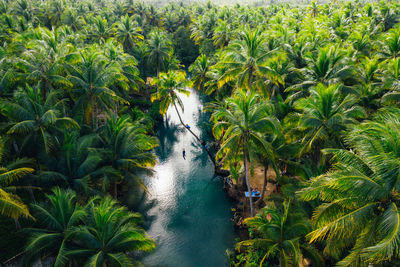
137,89,236,267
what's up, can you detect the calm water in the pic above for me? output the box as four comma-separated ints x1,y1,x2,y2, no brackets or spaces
138,89,236,267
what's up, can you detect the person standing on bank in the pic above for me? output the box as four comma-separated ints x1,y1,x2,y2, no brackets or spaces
182,148,186,160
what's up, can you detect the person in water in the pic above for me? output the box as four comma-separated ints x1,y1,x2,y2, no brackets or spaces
182,148,186,159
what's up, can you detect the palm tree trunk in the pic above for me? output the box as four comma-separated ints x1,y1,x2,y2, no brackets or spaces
114,182,118,198
256,165,268,206
173,103,216,166
243,135,254,217
14,218,21,230
248,68,253,91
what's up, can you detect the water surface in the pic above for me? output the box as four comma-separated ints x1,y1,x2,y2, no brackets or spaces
139,89,236,267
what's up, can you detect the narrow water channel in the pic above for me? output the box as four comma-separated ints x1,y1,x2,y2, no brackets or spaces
139,89,236,267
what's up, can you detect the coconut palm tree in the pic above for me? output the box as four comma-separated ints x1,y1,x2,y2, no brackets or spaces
189,54,210,91
69,196,155,266
146,30,173,77
95,115,158,197
115,14,144,53
298,108,400,265
23,188,86,266
292,83,364,157
287,45,353,102
0,137,34,219
238,201,323,266
150,70,217,164
381,57,400,105
38,131,101,194
210,90,279,216
1,85,79,156
218,27,280,91
66,47,127,128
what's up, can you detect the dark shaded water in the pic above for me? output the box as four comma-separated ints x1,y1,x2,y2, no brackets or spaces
138,89,236,267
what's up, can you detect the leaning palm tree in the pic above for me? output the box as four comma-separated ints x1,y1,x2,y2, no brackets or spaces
69,197,155,266
238,201,323,267
150,70,216,164
298,108,400,265
210,90,279,216
0,137,34,219
23,188,86,266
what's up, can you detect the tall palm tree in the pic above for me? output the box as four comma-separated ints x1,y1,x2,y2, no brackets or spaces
151,70,217,165
69,197,155,266
212,19,233,48
1,85,79,155
381,57,400,105
146,30,172,77
23,188,86,266
210,90,279,216
38,131,101,194
95,115,158,197
292,83,364,157
115,14,144,53
218,27,280,91
189,54,210,91
238,201,323,266
0,137,34,219
66,47,128,128
287,45,353,102
298,108,400,265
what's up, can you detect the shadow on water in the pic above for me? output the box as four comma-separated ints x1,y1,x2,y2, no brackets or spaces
125,89,236,267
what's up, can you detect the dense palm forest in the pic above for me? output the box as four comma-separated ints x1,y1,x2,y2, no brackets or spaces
1,0,400,266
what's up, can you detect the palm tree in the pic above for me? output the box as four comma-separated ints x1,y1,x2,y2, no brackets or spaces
238,201,323,266
212,19,233,48
189,54,210,91
0,137,34,219
38,131,101,194
381,57,400,105
95,115,158,197
218,27,279,91
115,14,144,53
66,47,127,128
69,197,155,266
379,28,400,59
354,57,383,113
298,108,400,265
287,45,353,102
151,70,218,166
23,188,86,266
210,90,279,216
292,83,364,157
1,85,79,155
14,27,72,94
146,30,172,77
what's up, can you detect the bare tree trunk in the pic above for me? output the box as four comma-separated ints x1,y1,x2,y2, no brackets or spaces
243,134,254,217
256,165,268,206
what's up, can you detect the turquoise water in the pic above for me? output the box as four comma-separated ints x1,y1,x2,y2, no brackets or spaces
139,89,236,267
